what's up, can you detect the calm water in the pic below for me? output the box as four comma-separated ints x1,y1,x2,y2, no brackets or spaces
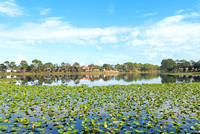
1,73,200,86
0,74,199,133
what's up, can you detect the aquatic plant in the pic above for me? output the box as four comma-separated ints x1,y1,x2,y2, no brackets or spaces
0,83,199,133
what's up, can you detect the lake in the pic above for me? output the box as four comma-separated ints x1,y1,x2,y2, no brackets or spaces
1,73,200,86
0,74,199,133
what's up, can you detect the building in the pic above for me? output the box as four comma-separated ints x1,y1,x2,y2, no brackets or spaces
81,66,90,71
4,68,17,73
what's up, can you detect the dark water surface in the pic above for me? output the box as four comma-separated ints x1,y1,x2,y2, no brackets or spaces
1,73,200,86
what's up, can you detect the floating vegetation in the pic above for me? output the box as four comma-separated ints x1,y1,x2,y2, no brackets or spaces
0,83,199,133
0,78,16,83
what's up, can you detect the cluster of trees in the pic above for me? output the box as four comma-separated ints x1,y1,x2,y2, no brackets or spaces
104,62,159,72
161,59,200,72
0,59,159,73
0,60,82,73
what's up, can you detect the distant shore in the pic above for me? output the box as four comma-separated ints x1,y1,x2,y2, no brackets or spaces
1,71,200,76
0,71,118,76
0,70,161,76
161,72,200,76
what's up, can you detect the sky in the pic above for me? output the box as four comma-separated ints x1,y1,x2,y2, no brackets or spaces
0,0,200,66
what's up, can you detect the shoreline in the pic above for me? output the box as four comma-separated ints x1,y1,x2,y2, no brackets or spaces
161,72,200,76
0,71,160,76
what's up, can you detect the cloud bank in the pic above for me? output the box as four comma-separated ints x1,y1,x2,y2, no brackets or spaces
0,0,23,16
0,11,200,61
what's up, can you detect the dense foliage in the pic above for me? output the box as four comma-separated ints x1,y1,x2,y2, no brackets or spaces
0,60,159,73
1,59,200,73
161,59,200,72
0,83,199,133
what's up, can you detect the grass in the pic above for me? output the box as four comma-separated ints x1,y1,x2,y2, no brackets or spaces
0,70,162,76
0,71,119,76
0,83,199,133
0,78,16,83
162,72,200,76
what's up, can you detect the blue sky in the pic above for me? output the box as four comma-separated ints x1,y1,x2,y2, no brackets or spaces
0,0,200,66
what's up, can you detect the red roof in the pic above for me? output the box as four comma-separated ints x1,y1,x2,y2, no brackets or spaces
81,67,90,70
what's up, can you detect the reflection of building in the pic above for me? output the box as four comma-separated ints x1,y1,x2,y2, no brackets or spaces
81,75,90,80
82,77,90,80
6,75,12,78
5,75,17,79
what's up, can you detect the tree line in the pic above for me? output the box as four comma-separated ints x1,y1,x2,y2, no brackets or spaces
1,59,199,73
0,59,159,73
161,59,200,72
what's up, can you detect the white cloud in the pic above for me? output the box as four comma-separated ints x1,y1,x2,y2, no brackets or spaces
0,0,23,16
16,55,25,64
176,9,184,14
39,8,51,15
0,17,132,46
126,12,200,59
0,12,200,62
100,36,118,44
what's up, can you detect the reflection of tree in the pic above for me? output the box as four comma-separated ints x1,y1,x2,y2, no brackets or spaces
192,76,200,82
115,73,160,82
160,75,177,83
160,75,200,83
13,74,200,85
74,79,80,84
102,76,114,81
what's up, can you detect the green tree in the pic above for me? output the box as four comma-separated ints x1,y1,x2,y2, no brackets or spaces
44,62,53,72
32,59,43,72
9,61,17,69
161,59,176,72
115,64,123,71
194,60,200,70
4,61,9,67
20,60,28,70
103,64,112,70
141,64,152,72
0,64,6,71
64,63,71,72
179,59,190,71
71,62,80,72
88,64,94,70
123,62,135,72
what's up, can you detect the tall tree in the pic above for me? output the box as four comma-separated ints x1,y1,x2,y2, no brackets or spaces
9,61,17,69
88,64,94,70
103,64,112,70
32,59,43,72
0,64,6,71
123,62,135,72
115,64,122,71
44,62,53,72
161,59,176,72
20,60,28,70
4,61,9,67
73,62,80,68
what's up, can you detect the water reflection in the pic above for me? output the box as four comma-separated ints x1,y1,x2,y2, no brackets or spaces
160,74,200,83
1,73,200,86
